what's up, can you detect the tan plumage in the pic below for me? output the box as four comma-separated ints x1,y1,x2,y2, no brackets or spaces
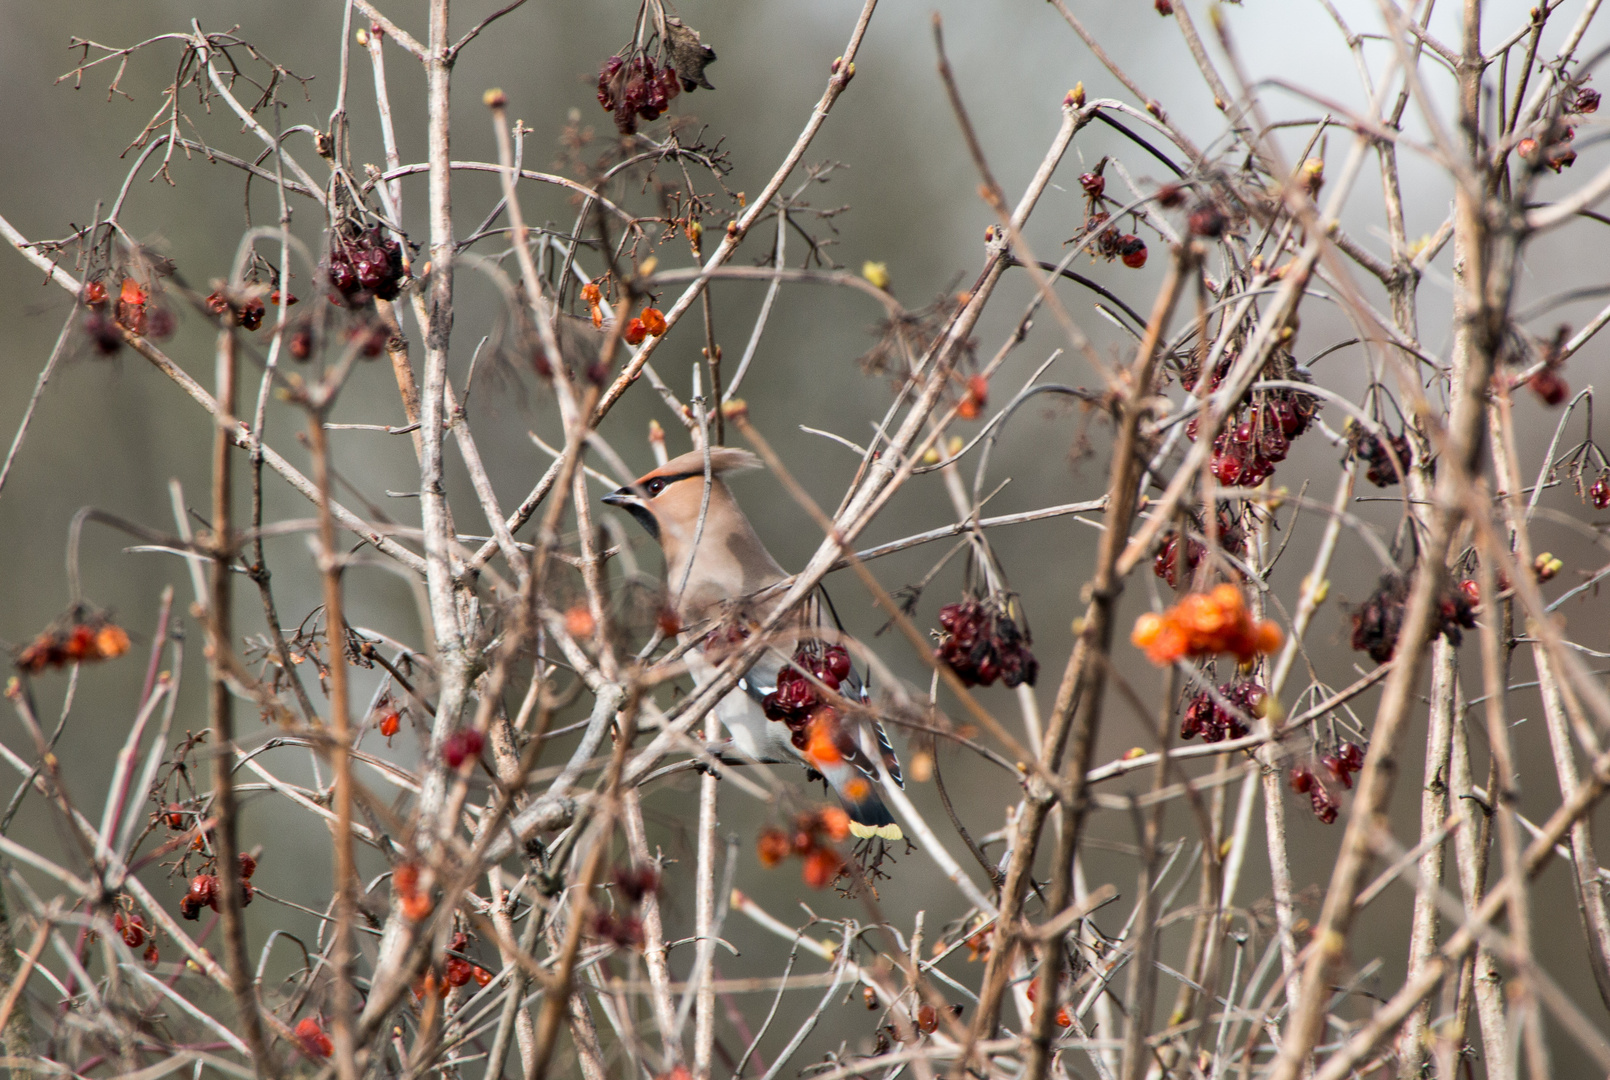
603,448,904,840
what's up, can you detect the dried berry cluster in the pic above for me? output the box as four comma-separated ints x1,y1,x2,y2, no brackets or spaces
1321,741,1366,789
1180,354,1319,487
591,865,662,949
1152,509,1245,589
1288,764,1340,823
16,609,130,672
1518,119,1578,173
1349,574,1477,663
1078,211,1148,269
762,642,854,754
82,276,176,353
325,226,405,306
757,808,851,889
934,600,1039,688
413,930,493,998
180,852,257,920
1131,584,1283,666
598,55,682,134
113,911,148,949
1024,978,1073,1029
1180,680,1266,742
204,286,294,331
1349,424,1414,487
441,727,485,769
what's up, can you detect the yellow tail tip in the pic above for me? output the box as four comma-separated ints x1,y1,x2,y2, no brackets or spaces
849,822,903,841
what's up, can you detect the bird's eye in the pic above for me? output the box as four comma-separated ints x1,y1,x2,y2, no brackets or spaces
645,477,667,497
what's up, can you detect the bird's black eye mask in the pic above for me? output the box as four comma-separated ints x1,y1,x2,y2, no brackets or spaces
605,471,707,541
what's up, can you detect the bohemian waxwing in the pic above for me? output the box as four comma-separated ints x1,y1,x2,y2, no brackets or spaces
603,447,903,840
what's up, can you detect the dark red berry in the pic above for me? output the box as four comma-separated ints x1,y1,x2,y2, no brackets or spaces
1576,87,1601,113
1530,368,1568,406
1119,235,1148,269
1079,173,1105,199
442,728,485,768
1188,203,1226,238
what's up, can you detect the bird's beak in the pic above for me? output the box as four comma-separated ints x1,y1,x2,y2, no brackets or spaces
603,485,660,541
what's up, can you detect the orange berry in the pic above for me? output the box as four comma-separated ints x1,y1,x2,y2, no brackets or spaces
819,807,851,842
119,278,148,307
1131,613,1165,649
1254,620,1283,655
473,965,493,987
379,711,401,738
393,862,420,897
640,306,667,336
1055,1005,1072,1027
801,847,842,889
804,713,844,766
756,828,791,867
624,317,647,346
401,892,433,922
94,624,131,659
580,282,601,304
590,304,604,329
916,1003,939,1033
63,625,97,660
564,604,597,639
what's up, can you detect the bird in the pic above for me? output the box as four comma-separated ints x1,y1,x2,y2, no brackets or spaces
602,446,904,840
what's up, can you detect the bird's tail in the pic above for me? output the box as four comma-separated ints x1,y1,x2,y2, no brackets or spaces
820,763,903,841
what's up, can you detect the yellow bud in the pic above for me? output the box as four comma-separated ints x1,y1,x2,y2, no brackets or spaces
921,446,941,466
908,751,934,782
355,27,370,46
1065,81,1086,109
1122,747,1147,761
637,255,658,279
947,436,965,456
862,261,891,291
1219,837,1234,859
483,87,507,109
648,418,665,444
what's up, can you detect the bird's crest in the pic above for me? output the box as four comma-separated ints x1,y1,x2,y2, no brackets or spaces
642,447,763,481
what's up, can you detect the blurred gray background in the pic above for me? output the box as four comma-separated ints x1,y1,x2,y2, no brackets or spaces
3,0,1609,1075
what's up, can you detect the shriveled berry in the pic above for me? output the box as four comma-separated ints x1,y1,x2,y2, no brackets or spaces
1188,203,1226,238
1079,173,1105,199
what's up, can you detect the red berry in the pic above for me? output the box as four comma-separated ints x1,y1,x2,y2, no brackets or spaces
1529,368,1568,406
380,711,401,738
238,852,257,879
1119,235,1148,269
1188,203,1226,238
624,317,647,346
1576,87,1601,113
1289,767,1314,794
1155,0,1174,12
1079,173,1105,199
442,728,485,769
1592,475,1610,509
